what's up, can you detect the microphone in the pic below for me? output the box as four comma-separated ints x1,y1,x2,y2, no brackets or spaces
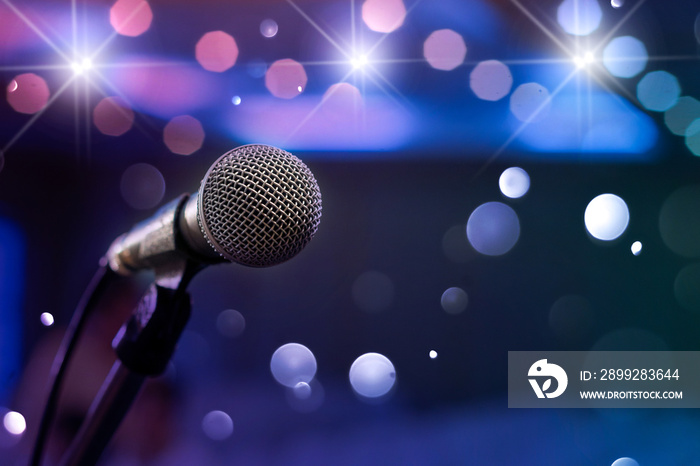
106,144,322,275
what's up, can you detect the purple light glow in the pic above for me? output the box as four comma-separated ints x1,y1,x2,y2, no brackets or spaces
109,58,221,117
227,95,412,151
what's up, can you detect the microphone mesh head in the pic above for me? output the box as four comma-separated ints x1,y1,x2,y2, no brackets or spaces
197,144,322,267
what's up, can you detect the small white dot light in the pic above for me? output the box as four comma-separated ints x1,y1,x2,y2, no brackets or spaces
631,241,642,256
467,202,521,256
293,381,312,400
40,312,54,327
441,287,468,315
349,352,396,398
611,458,639,466
499,167,530,199
429,350,438,359
584,193,630,241
270,343,317,388
201,410,233,441
260,19,279,38
3,411,26,436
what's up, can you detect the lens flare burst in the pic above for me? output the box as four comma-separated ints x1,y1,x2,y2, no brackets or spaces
0,0,169,159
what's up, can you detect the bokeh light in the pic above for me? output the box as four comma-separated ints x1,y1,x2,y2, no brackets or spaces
110,0,153,37
265,59,307,99
201,410,233,441
664,96,700,136
466,202,520,256
349,352,396,398
351,270,394,313
611,0,625,8
548,295,595,343
631,241,642,256
260,19,279,38
120,163,166,210
93,96,135,136
163,115,205,155
6,73,49,115
270,343,317,388
429,350,438,359
584,194,629,241
40,312,54,327
557,0,602,36
321,83,363,120
499,167,530,199
361,0,406,33
286,379,325,413
3,411,25,436
659,185,700,257
195,31,239,73
293,381,312,400
470,60,513,102
509,83,551,123
423,29,467,71
602,36,648,78
232,95,242,106
611,458,639,466
440,287,468,315
674,263,700,312
684,119,700,156
637,71,681,112
216,309,245,339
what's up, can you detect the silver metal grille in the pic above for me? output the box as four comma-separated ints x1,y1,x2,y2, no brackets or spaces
197,144,322,267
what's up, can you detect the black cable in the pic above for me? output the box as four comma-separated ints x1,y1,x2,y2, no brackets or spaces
30,260,117,466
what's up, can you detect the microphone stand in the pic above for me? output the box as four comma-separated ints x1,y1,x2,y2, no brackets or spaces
59,260,200,466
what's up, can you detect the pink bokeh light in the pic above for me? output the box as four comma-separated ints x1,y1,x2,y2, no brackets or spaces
470,60,513,101
321,83,363,121
265,59,307,99
423,29,467,71
163,115,205,155
361,0,406,33
93,96,135,136
6,73,50,115
195,31,239,73
110,0,153,37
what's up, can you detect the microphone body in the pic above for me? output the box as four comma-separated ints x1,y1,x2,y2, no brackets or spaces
106,144,322,275
106,194,220,276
